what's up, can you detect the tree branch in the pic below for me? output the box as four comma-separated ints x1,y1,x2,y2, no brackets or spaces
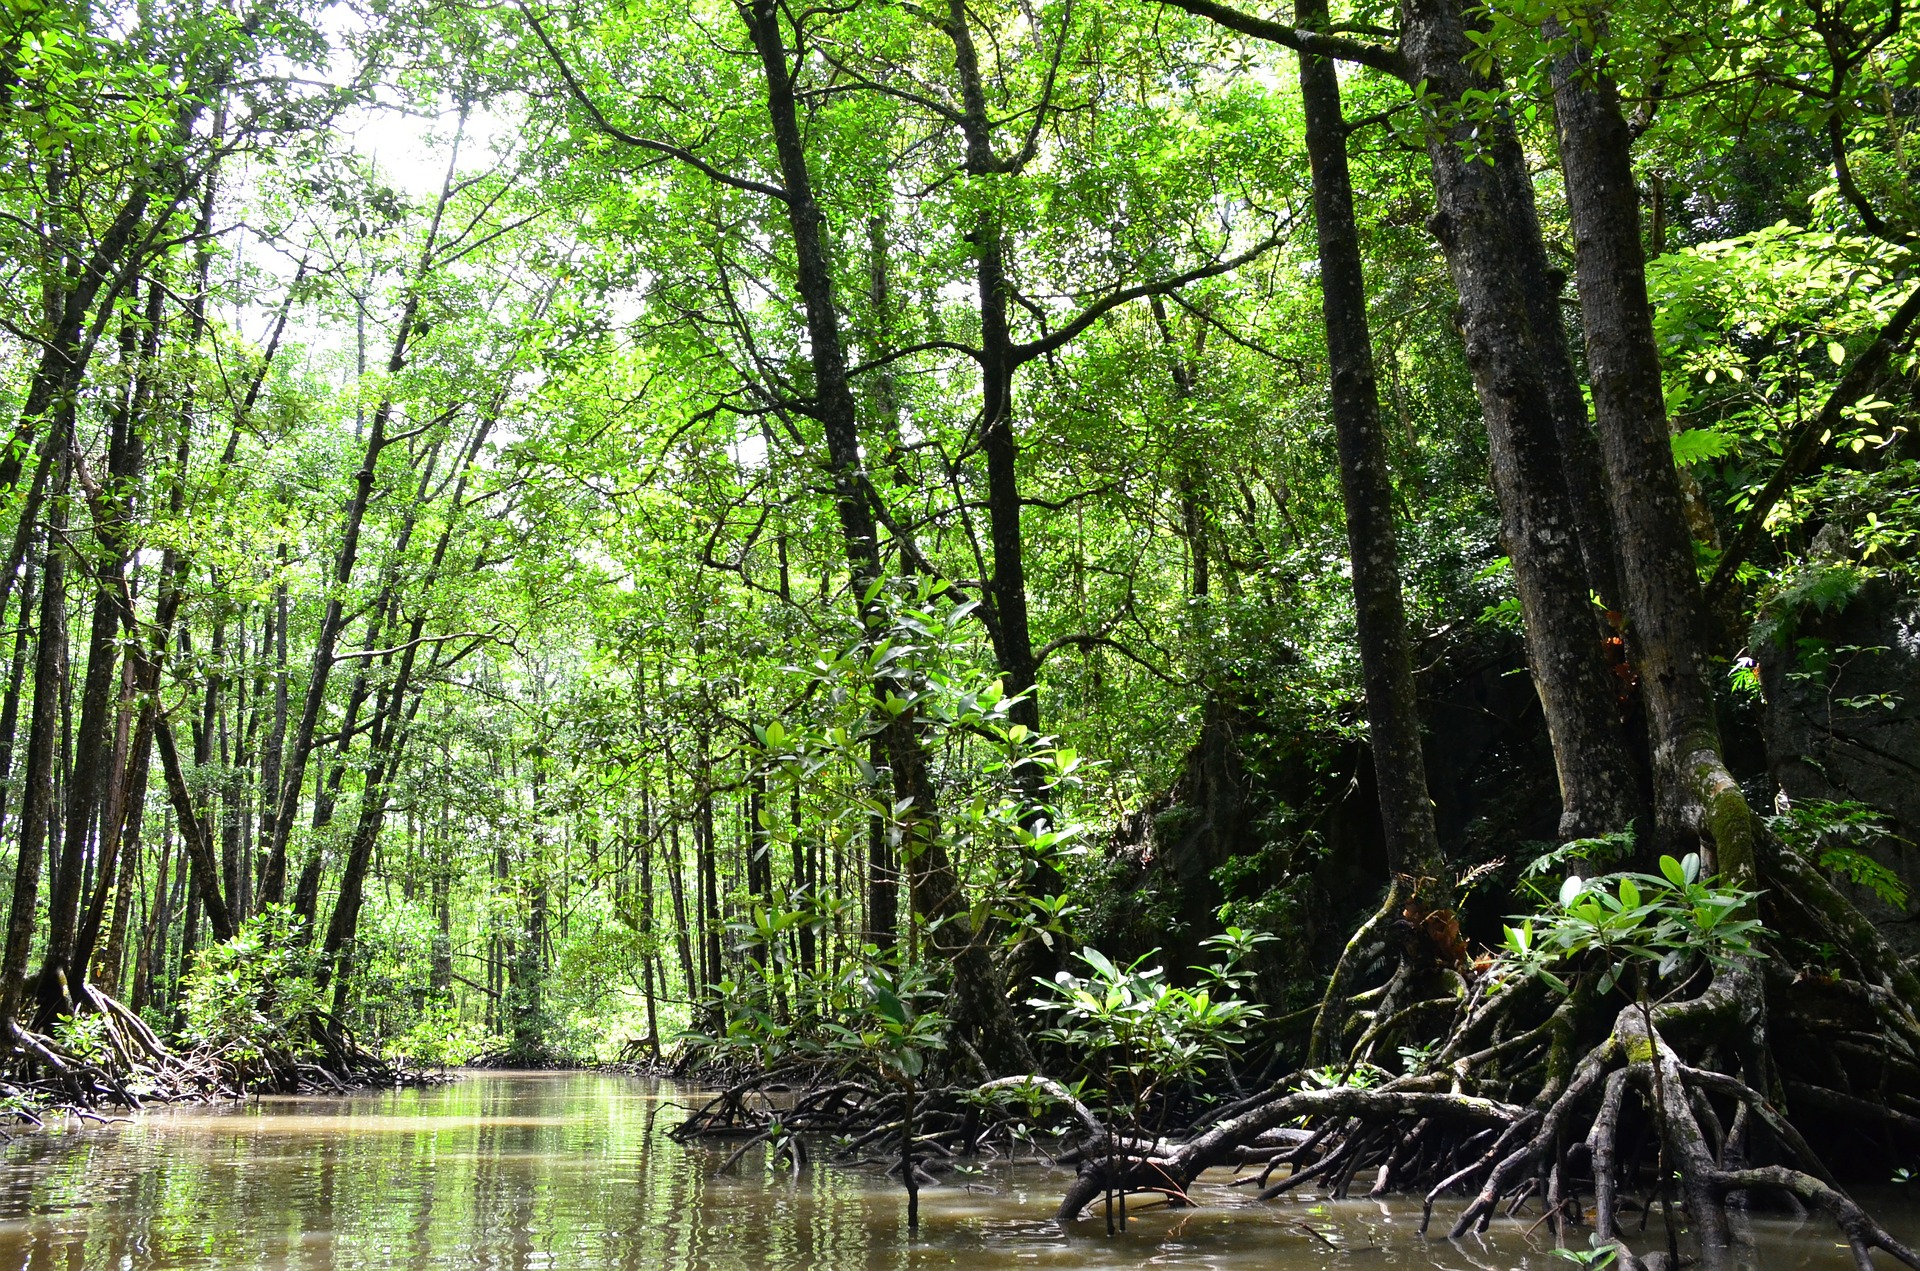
1707,279,1920,600
1156,0,1408,76
519,4,791,203
1011,231,1286,364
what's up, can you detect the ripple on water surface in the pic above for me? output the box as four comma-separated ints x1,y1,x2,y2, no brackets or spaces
0,1072,1910,1270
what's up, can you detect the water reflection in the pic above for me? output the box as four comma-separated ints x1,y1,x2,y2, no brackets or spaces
0,1072,1905,1269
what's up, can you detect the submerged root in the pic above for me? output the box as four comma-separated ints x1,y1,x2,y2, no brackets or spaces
1050,988,1918,1269
666,837,1916,1264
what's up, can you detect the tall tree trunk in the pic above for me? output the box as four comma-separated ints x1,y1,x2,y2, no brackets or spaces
73,281,162,996
1297,0,1445,887
665,802,697,1004
173,860,202,1015
0,504,66,1034
1398,0,1637,837
257,562,289,895
1295,0,1452,1066
696,734,720,1006
1498,159,1624,613
0,562,37,843
1551,24,1756,879
739,0,1029,1071
40,487,127,1022
261,125,467,904
132,807,173,1014
431,826,453,997
746,768,771,967
637,809,661,1058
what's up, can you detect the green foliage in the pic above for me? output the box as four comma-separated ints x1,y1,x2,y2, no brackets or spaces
1669,427,1736,467
5,0,1917,1086
1498,854,1765,999
382,1003,501,1070
180,907,327,1080
52,1012,111,1065
1754,560,1871,646
1522,827,1639,879
1767,799,1912,909
821,962,950,1084
1029,929,1273,1112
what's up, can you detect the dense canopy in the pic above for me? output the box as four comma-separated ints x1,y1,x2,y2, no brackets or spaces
2,0,1919,1256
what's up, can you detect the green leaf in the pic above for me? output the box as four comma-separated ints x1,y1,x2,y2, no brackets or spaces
1670,427,1735,467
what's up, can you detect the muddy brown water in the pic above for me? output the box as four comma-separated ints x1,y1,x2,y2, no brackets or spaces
0,1071,1909,1269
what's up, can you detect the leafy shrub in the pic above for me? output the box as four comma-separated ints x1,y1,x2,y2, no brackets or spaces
180,905,327,1084
1498,854,1764,1000
382,1002,501,1069
1767,798,1912,909
1030,928,1273,1115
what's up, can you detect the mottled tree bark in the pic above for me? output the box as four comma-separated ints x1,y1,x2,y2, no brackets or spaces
1399,0,1637,837
0,562,36,843
1552,24,1755,879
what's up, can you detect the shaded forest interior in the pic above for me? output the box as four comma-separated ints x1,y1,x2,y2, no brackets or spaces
3,0,1920,1260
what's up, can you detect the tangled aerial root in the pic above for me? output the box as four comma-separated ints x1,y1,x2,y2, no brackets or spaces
0,989,426,1124
1049,836,1920,1270
669,843,1919,1268
668,1064,1105,1174
1051,983,1917,1269
0,986,242,1124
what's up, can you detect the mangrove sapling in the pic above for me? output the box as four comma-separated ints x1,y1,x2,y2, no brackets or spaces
839,965,947,1232
1031,929,1271,1228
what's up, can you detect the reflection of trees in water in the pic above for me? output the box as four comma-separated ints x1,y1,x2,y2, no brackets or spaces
20,1074,1877,1270
0,1077,912,1268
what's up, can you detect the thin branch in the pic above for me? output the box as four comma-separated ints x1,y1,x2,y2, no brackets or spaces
1707,279,1920,600
331,630,508,661
1012,230,1287,364
519,4,791,202
847,339,985,375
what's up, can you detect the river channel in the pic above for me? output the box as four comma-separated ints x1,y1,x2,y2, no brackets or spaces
0,1071,1908,1269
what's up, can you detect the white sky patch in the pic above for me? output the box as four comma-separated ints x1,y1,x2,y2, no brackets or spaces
731,429,769,470
341,101,523,199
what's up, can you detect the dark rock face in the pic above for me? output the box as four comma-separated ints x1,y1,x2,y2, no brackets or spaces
1088,629,1559,1000
1759,579,1920,956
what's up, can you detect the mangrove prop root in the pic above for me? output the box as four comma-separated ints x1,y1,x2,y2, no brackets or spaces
664,842,1917,1266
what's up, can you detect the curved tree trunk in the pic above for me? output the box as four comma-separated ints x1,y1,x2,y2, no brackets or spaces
1295,0,1449,1063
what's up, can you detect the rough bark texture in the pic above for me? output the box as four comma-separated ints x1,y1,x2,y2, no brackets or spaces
1552,24,1756,882
1497,148,1623,615
1399,0,1636,838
